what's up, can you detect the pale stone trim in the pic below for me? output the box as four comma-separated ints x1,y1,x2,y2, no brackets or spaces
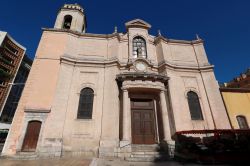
160,90,172,141
158,60,214,70
154,35,203,45
24,106,51,113
125,19,152,29
184,88,201,98
59,4,84,14
16,112,48,153
121,89,131,144
60,55,214,71
77,82,97,96
42,28,204,45
153,99,160,143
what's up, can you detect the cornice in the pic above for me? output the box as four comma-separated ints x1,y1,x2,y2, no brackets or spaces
220,87,250,93
116,72,169,84
43,28,204,45
154,35,204,45
125,19,152,30
42,28,119,39
158,60,214,71
60,55,214,71
58,4,84,15
60,55,127,66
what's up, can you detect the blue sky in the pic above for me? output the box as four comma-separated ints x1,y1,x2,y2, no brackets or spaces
0,0,249,82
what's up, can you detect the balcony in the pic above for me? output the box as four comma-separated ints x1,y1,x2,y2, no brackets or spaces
0,60,13,70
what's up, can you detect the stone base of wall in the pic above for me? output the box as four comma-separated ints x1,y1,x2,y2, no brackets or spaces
98,145,131,159
1,141,175,160
39,147,99,158
99,142,176,162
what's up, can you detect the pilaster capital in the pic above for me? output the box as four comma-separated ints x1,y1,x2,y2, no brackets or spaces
121,87,128,92
160,88,168,93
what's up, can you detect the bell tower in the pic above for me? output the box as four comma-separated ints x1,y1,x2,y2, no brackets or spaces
54,4,87,33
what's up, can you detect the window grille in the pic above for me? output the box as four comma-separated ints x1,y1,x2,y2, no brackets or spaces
132,36,147,58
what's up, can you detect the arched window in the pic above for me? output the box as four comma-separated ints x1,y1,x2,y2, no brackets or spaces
236,115,249,129
187,91,203,120
77,88,94,119
62,15,72,29
133,36,147,58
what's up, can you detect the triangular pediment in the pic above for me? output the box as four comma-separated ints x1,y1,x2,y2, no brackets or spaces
125,19,151,29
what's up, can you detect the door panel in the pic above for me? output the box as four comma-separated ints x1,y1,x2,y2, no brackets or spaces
22,121,41,152
132,110,144,144
131,99,156,144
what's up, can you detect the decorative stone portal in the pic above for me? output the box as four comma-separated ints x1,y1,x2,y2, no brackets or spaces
115,80,174,160
14,108,50,156
116,72,172,149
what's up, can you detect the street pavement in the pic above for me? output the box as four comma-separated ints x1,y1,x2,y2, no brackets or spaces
0,157,91,166
90,158,229,166
0,157,230,166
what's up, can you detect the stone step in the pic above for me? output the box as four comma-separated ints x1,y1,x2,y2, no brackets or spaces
125,154,169,162
128,144,170,162
125,156,156,162
131,144,161,152
12,152,38,160
131,151,160,155
131,151,168,157
131,153,159,158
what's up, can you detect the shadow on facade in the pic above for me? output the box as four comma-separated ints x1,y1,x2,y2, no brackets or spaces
153,141,173,162
167,130,250,165
0,129,8,153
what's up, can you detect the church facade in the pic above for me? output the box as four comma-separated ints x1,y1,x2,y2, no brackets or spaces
2,4,231,158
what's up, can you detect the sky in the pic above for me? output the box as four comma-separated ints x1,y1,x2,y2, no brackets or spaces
0,0,249,83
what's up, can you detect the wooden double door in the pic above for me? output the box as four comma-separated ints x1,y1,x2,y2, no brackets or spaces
131,99,156,144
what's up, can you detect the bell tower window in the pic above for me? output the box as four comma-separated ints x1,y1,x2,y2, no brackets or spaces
133,36,147,58
62,15,72,29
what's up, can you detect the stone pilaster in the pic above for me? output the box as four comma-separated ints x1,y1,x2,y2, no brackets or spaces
159,90,172,142
120,88,131,147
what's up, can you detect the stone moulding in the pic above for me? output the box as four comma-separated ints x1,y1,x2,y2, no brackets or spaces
60,55,123,65
158,60,214,71
42,28,119,39
125,19,152,30
220,87,250,93
154,35,204,45
60,55,214,71
24,107,51,113
42,28,204,45
116,72,169,84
